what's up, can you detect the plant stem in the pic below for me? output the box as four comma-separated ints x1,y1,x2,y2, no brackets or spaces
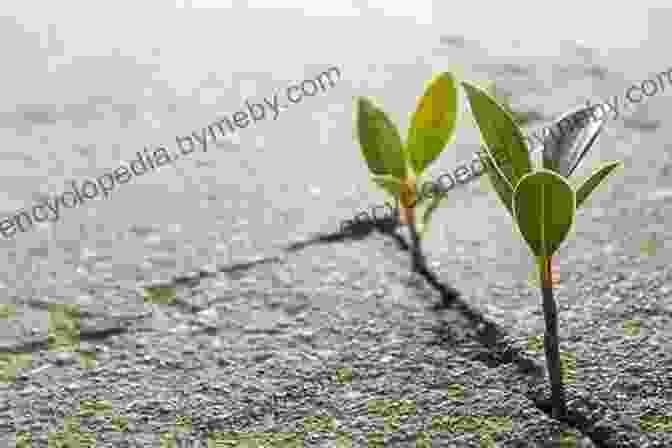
405,207,427,274
539,255,567,419
405,205,460,306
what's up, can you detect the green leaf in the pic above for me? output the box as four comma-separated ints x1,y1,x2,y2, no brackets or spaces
356,97,407,179
461,81,532,186
542,105,606,178
407,72,459,175
480,151,514,216
575,161,621,209
371,174,404,199
513,170,575,258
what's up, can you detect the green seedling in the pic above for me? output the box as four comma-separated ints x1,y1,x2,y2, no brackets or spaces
356,72,458,233
356,72,460,302
463,80,622,418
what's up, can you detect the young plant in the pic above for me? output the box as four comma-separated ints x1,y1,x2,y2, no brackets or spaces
462,81,622,418
356,72,460,303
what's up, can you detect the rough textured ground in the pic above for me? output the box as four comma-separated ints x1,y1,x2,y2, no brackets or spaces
1,187,671,446
1,11,672,447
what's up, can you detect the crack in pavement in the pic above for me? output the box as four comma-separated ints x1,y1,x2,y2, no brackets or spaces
0,318,136,354
1,216,650,445
278,217,644,446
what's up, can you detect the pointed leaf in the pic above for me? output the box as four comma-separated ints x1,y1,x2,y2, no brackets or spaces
356,97,407,179
575,161,621,209
462,81,532,186
480,150,514,216
513,170,575,258
542,104,606,178
407,72,459,175
371,174,404,199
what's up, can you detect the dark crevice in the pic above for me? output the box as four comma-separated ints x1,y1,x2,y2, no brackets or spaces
170,255,284,288
371,224,640,446
0,322,131,354
284,215,401,252
22,297,151,321
427,298,643,446
130,215,642,446
533,393,641,448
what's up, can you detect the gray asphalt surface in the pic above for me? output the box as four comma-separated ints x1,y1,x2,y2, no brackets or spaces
0,5,671,447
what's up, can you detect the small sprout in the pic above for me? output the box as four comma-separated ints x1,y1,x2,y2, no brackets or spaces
463,80,622,419
355,72,461,303
143,286,177,305
335,367,353,384
356,72,459,230
623,319,641,337
446,383,465,401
